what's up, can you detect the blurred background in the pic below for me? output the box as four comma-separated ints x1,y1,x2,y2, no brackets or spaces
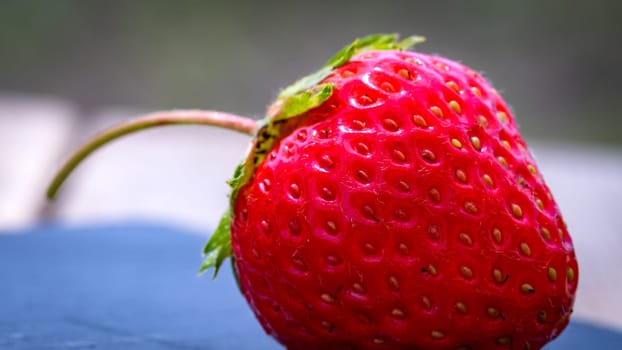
1,0,621,336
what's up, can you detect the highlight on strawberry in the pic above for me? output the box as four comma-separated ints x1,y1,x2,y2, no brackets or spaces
47,34,578,350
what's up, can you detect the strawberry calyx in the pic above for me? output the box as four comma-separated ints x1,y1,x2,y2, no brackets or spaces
200,33,425,278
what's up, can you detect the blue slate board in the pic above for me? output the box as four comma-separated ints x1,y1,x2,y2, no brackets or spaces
0,223,620,349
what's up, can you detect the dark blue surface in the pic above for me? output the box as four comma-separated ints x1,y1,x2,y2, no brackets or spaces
0,223,620,349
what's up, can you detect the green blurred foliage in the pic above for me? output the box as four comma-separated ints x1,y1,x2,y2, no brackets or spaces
1,0,621,143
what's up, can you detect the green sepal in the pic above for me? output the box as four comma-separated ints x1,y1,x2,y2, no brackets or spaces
227,82,334,205
273,83,334,121
199,209,233,279
200,33,424,279
278,33,424,99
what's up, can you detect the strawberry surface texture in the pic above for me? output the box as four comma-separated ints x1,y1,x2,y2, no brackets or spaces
229,43,578,349
45,34,579,350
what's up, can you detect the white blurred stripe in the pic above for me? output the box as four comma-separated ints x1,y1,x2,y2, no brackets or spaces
0,93,76,230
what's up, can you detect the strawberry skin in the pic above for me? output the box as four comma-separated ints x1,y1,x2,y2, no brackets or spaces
230,50,578,349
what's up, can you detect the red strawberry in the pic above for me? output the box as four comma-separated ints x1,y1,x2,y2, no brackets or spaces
48,34,578,350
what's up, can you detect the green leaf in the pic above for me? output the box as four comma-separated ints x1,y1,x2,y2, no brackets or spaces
199,33,425,281
226,162,245,197
398,35,426,50
277,67,333,101
278,33,424,99
274,83,334,121
200,209,233,278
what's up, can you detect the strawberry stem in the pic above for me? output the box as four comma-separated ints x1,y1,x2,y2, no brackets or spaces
46,109,258,199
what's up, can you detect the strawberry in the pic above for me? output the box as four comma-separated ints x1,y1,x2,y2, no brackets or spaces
48,34,578,350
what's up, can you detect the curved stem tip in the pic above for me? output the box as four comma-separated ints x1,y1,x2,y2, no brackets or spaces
47,109,258,200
